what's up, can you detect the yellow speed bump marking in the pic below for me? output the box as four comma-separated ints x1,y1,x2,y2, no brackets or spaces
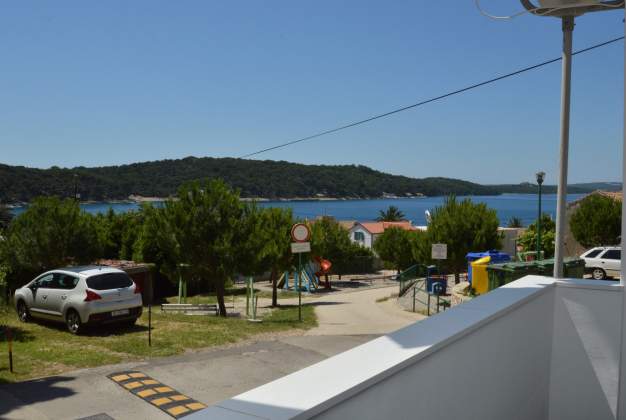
168,406,190,416
108,371,207,418
152,397,172,406
124,381,143,390
137,389,157,398
186,403,206,410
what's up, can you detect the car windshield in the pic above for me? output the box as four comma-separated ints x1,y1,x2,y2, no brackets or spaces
86,273,133,290
584,249,603,258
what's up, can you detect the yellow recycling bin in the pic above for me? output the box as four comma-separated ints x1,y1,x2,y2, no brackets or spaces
471,256,491,294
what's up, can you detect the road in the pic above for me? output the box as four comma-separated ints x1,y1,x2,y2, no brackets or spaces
0,285,423,420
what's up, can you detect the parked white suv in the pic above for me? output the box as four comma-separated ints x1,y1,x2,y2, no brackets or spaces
580,247,621,280
14,266,143,334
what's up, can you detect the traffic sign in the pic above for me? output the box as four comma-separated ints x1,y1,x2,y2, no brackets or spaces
291,223,311,243
291,242,311,254
432,244,447,260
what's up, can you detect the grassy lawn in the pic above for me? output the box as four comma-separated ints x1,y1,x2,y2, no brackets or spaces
0,303,316,383
165,287,301,304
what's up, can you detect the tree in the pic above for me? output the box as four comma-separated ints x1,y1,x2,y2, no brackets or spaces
518,213,556,258
376,206,406,222
310,217,353,282
424,196,501,283
158,180,243,316
0,204,13,230
1,197,102,290
570,194,621,248
237,207,294,306
95,208,143,260
507,217,523,228
373,227,419,272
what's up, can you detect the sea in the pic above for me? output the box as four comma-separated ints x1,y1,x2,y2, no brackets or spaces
9,193,586,227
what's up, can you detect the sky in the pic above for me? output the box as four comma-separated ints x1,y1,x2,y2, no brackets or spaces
0,1,623,184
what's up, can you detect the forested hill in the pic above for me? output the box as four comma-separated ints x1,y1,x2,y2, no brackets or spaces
0,157,612,203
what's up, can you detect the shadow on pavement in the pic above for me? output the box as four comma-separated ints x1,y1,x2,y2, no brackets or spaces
0,375,76,418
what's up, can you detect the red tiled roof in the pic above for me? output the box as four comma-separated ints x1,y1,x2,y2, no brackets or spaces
357,221,416,234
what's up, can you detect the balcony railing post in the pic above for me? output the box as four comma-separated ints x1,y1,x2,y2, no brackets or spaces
618,10,626,419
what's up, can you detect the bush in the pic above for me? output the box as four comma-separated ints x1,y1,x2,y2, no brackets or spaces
570,194,621,248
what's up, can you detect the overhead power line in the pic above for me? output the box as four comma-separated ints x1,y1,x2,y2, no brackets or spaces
240,36,624,159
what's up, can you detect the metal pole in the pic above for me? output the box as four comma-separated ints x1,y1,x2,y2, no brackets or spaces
553,16,574,278
537,182,542,259
298,253,302,322
7,327,13,373
148,304,152,347
616,11,626,419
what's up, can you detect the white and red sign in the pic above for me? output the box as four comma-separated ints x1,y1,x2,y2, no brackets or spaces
291,223,311,243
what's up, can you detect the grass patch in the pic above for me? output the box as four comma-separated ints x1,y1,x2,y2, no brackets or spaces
165,287,301,304
255,290,300,299
0,304,315,383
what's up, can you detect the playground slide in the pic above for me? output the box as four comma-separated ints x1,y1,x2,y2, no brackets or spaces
277,257,333,291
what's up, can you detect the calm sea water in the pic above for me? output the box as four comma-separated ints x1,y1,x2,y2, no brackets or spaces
10,194,585,227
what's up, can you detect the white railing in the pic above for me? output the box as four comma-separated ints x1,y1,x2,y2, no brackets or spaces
189,276,623,420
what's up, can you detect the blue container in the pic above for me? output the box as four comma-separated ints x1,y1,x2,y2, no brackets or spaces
426,265,446,295
466,250,511,284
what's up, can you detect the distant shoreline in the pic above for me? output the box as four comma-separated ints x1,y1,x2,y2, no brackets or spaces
7,194,430,209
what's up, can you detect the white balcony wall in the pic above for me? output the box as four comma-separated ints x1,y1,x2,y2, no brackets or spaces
191,277,623,420
549,281,623,420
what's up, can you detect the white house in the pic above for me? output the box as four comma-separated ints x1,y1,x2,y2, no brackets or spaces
347,221,418,249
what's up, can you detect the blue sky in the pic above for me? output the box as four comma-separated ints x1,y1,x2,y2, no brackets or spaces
0,1,623,184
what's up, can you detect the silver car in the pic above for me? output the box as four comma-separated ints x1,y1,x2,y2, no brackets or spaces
14,266,143,334
580,246,621,280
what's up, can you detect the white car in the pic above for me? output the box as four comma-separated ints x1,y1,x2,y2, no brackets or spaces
14,266,143,334
580,246,621,280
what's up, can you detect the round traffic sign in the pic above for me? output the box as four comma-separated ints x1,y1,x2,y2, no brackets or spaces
291,223,310,242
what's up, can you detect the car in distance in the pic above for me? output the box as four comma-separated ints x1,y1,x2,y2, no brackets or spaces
580,246,621,280
14,266,142,334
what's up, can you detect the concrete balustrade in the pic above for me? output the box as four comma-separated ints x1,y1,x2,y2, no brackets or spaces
190,276,623,420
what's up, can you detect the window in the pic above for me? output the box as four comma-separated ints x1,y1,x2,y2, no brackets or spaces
34,274,56,289
56,274,79,290
354,231,365,241
584,249,603,258
86,273,133,290
601,249,621,260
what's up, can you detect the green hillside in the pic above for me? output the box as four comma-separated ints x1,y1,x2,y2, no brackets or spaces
0,157,617,203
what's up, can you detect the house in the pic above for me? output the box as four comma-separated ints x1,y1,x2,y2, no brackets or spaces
348,221,417,249
563,190,623,257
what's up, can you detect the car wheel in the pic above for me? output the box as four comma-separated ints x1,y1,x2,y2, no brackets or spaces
17,301,30,322
592,268,606,280
66,310,82,334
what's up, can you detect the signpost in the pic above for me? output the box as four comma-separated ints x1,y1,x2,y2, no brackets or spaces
291,223,311,322
429,244,447,315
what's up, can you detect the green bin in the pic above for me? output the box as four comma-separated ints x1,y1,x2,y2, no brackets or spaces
486,261,541,291
563,258,585,278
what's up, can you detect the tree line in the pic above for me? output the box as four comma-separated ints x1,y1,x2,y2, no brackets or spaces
0,179,375,314
1,157,603,204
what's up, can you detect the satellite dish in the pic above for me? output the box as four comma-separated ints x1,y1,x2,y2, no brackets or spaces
475,0,622,19
425,210,432,224
522,0,623,16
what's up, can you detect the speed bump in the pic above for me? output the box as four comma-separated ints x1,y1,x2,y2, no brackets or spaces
108,371,207,418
